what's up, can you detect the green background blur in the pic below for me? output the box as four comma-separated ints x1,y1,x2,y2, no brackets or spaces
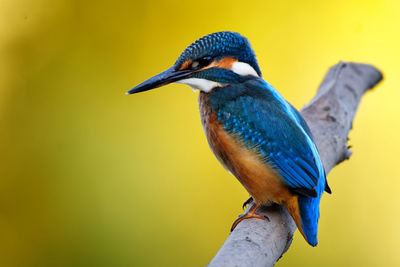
1,0,399,266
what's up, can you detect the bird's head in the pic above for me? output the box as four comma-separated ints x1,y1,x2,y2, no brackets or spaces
127,31,261,94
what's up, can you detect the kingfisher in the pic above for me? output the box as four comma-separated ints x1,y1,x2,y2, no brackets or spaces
127,31,331,246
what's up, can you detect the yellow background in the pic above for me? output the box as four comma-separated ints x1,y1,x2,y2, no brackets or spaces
1,0,399,266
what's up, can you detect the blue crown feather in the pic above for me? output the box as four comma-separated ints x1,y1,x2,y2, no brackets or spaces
174,31,262,77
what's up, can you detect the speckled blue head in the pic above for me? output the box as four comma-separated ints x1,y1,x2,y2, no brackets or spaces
174,31,262,76
127,31,261,94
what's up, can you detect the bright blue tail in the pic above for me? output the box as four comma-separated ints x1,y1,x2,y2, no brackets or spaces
298,178,325,246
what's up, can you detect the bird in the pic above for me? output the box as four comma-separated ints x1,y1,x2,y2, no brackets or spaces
127,31,331,246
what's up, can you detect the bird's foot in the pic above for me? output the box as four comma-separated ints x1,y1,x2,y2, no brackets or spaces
231,202,269,231
230,213,267,231
242,197,253,210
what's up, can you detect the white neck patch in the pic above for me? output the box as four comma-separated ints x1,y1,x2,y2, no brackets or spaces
175,78,222,93
231,61,259,77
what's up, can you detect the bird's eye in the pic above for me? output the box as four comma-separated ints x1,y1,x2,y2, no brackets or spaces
191,56,212,70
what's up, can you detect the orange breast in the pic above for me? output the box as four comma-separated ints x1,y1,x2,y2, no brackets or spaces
198,92,293,205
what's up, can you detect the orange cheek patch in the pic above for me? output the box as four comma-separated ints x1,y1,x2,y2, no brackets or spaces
180,57,237,71
179,59,193,70
208,57,237,70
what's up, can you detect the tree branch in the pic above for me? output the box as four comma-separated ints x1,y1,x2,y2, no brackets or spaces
208,62,383,267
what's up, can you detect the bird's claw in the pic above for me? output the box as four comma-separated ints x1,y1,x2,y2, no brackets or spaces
231,209,269,231
242,197,254,210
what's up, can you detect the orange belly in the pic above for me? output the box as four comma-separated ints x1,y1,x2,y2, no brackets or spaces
199,92,306,238
199,93,292,205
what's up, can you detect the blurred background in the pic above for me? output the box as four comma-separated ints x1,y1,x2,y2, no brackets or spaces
0,0,399,266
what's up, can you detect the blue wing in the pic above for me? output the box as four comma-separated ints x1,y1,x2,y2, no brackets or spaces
287,102,331,194
212,79,325,197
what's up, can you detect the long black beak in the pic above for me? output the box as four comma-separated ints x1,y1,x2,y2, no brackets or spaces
126,67,192,95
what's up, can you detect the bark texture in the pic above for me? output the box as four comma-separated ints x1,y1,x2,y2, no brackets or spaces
208,62,383,267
